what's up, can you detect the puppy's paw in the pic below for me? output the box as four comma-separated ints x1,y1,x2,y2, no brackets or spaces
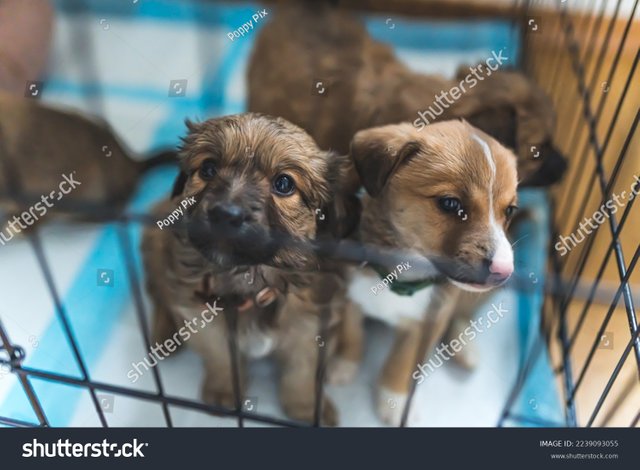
447,319,479,371
201,374,240,410
376,387,408,427
151,309,179,346
283,397,339,426
326,357,359,385
202,386,236,410
452,341,479,371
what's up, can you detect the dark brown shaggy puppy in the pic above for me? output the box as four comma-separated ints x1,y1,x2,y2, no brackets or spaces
142,113,359,425
248,2,566,187
0,91,174,223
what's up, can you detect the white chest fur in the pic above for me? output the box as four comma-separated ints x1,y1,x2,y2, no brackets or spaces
348,270,434,327
173,305,276,359
239,326,276,359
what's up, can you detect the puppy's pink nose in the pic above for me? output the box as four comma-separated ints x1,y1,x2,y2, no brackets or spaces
489,258,513,281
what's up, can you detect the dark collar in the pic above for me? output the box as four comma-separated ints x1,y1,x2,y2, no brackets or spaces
369,263,446,296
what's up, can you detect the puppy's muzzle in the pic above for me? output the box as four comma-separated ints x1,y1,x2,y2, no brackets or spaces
208,203,248,229
435,254,513,292
483,256,513,286
185,195,278,265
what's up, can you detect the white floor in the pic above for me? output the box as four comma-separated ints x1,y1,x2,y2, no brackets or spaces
70,299,520,427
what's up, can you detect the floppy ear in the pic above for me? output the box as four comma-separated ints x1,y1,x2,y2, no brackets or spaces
316,153,362,239
171,171,188,198
350,123,421,197
317,192,361,239
317,151,361,238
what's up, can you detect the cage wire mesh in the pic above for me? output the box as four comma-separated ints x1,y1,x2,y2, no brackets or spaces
0,0,638,428
502,0,640,427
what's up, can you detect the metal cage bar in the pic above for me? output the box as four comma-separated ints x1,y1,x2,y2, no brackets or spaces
0,0,638,429
514,0,640,428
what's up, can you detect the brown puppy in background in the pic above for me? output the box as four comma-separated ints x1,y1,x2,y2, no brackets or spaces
448,67,566,187
248,2,566,187
346,120,518,425
142,113,358,425
0,92,174,223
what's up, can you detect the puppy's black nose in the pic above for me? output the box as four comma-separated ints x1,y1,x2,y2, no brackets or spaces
208,203,245,228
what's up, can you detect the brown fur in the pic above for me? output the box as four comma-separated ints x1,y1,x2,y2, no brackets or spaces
248,3,562,393
142,113,358,425
353,121,518,276
248,2,565,186
347,120,518,424
0,91,174,224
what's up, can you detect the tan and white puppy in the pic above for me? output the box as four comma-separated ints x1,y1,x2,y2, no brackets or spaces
347,120,518,425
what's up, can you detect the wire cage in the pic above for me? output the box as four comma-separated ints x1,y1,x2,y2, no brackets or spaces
0,0,638,428
512,0,640,428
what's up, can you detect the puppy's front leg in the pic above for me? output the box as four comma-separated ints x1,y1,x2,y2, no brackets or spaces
275,313,338,426
443,289,491,370
376,324,422,426
377,285,459,426
151,305,179,345
187,320,246,410
327,300,363,385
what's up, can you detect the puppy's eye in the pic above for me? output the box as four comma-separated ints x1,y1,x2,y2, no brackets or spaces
199,159,216,180
506,205,518,219
273,174,296,196
438,197,462,214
